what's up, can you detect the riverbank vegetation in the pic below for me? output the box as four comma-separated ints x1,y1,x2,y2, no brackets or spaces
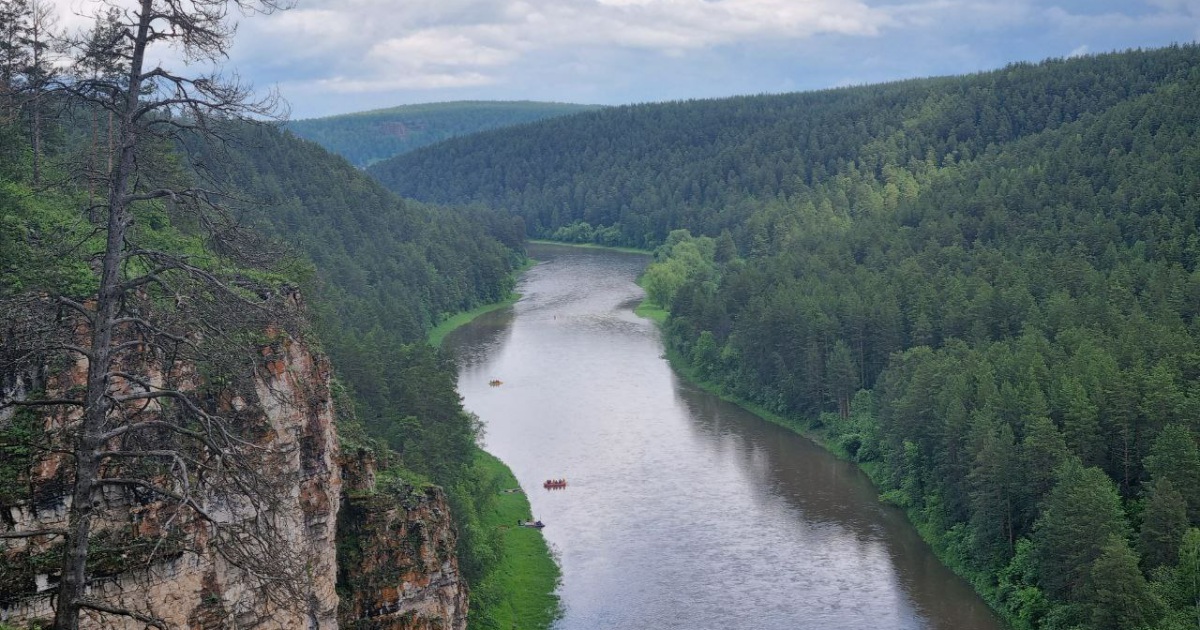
468,451,562,629
375,45,1200,629
428,258,536,348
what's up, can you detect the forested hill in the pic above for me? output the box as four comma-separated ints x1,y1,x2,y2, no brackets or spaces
370,45,1200,250
287,100,602,167
373,44,1200,630
180,122,525,548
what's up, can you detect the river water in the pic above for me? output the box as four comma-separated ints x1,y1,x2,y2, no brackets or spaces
445,243,1004,630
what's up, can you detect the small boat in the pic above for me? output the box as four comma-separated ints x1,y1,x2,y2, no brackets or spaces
543,479,567,489
520,520,545,529
489,379,503,387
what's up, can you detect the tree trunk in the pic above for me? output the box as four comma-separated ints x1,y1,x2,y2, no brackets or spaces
52,2,150,626
107,110,112,174
52,449,98,630
31,87,40,185
88,109,96,214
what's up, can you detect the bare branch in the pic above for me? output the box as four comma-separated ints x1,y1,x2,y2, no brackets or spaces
0,529,67,540
98,420,224,454
57,296,95,322
100,478,218,524
76,599,168,630
1,398,85,409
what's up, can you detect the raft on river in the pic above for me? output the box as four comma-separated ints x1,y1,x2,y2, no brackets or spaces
543,479,567,489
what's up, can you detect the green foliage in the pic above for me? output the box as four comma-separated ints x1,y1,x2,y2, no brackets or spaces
1034,460,1130,602
373,46,1200,251
288,101,600,167
1168,528,1200,621
0,408,41,505
0,179,98,299
640,230,715,308
387,44,1200,629
1139,478,1188,571
467,450,561,629
1146,425,1200,522
1087,537,1162,630
996,539,1049,630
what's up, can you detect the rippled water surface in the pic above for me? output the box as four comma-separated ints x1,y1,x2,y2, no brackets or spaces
445,243,1004,630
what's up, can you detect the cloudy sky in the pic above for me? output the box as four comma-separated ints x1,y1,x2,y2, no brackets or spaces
49,0,1200,118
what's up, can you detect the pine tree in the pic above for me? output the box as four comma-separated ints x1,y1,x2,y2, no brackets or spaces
1139,477,1188,570
1088,536,1162,630
969,414,1020,567
1174,528,1200,628
1146,424,1200,523
1033,458,1130,601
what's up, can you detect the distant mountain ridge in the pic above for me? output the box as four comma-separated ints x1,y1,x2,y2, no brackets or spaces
366,46,1200,248
287,100,603,167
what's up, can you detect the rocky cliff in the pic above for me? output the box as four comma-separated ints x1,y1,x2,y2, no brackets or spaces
0,331,343,628
1,328,467,629
336,450,469,630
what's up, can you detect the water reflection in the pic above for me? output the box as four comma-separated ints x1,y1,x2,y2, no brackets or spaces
445,244,1003,630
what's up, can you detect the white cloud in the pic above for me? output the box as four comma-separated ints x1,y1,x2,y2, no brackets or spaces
882,0,1034,30
368,31,519,68
36,0,1200,116
309,72,497,93
228,0,896,94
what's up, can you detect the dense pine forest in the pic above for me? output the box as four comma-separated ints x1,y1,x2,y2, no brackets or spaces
372,45,1200,629
287,101,602,168
0,4,526,624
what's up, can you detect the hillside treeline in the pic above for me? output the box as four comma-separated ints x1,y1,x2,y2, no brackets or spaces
288,100,601,167
0,25,522,619
376,45,1200,629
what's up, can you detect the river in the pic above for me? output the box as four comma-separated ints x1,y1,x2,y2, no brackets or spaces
445,243,1004,630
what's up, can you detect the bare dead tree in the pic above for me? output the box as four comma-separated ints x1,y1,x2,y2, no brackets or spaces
0,0,31,122
1,1,302,629
21,0,57,185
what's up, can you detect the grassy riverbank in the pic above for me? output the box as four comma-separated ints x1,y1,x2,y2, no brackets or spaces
469,450,561,630
632,282,668,324
527,238,651,255
427,293,520,347
428,259,536,347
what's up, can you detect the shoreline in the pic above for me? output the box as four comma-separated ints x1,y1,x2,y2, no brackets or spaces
527,238,651,255
428,258,537,347
631,296,1010,629
431,252,560,629
468,449,562,629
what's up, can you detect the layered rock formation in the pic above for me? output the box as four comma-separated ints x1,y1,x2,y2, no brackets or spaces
1,307,469,630
0,333,343,628
336,451,468,630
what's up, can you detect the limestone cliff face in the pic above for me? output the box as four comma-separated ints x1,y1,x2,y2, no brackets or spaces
0,333,343,629
336,451,469,630
1,318,469,630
